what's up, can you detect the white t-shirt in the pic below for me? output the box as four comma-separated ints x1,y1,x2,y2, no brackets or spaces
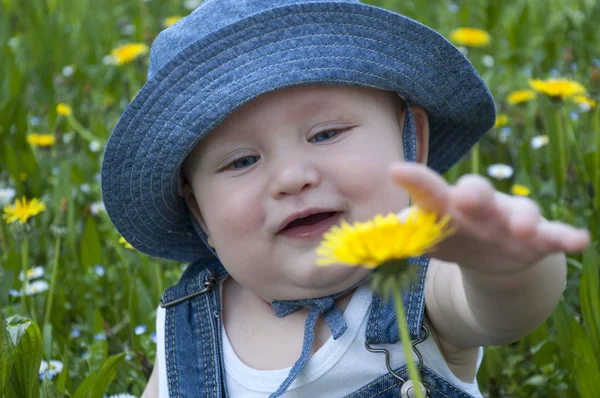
156,284,483,397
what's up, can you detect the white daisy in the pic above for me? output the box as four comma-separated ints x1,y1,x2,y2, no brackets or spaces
90,201,106,215
39,360,63,379
0,187,16,207
487,163,514,180
89,140,102,153
530,135,549,149
481,55,494,68
19,266,45,281
134,324,147,335
25,280,49,296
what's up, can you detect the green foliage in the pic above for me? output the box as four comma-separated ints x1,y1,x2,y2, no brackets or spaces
0,0,599,396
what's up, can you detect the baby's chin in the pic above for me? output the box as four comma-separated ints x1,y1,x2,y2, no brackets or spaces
285,262,373,299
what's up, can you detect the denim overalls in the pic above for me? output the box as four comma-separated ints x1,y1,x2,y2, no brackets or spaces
159,255,477,398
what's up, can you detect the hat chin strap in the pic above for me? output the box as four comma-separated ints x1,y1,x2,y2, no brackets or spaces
188,100,418,397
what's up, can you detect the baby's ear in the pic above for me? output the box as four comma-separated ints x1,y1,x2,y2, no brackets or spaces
180,177,214,248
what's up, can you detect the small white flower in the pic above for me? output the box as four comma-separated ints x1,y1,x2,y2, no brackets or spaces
62,132,75,144
39,360,63,380
481,55,494,68
80,184,91,194
121,24,136,36
134,324,147,335
184,0,202,10
29,116,41,126
530,135,549,149
578,101,592,112
0,187,16,207
9,289,21,297
447,2,459,13
487,163,514,180
70,328,82,338
94,333,106,340
569,111,579,121
90,201,106,215
25,280,49,296
94,264,106,276
103,55,117,65
62,65,75,77
108,393,138,398
19,266,45,281
498,127,512,143
89,140,102,153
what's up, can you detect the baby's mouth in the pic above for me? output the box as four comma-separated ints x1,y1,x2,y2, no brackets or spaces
279,212,342,240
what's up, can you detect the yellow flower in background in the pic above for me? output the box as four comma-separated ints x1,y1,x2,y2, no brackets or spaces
448,28,491,47
56,103,72,116
529,78,586,99
494,113,509,128
572,95,596,111
26,133,56,147
163,16,183,28
110,43,149,65
119,236,134,249
507,89,536,105
3,196,46,224
316,208,453,268
511,184,530,196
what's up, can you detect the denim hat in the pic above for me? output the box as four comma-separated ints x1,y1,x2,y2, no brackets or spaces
101,0,496,263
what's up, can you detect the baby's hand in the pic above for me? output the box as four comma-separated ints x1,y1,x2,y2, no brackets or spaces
390,162,591,275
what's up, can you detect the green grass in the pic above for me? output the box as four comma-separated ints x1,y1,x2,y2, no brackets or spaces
1,0,599,396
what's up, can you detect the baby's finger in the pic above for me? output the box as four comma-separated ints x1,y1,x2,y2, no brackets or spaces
533,220,591,253
389,162,450,214
452,174,497,220
506,196,542,239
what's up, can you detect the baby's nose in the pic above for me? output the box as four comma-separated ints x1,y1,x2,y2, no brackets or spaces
270,161,321,199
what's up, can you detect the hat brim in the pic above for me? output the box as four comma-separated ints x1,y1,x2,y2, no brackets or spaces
101,2,495,262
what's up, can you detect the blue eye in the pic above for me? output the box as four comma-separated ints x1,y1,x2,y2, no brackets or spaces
310,129,339,143
229,156,259,169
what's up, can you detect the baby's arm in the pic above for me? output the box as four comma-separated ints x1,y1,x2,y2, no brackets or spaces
141,356,159,398
390,163,590,349
425,252,566,348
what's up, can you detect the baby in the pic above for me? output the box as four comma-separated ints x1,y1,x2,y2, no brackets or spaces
100,1,590,397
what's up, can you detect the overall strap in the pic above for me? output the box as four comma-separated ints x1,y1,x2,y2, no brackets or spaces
160,260,226,398
364,255,430,344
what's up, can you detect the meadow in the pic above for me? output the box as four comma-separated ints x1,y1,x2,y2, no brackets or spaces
1,0,599,396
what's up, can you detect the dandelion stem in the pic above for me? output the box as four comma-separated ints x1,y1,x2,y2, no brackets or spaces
392,285,424,398
594,106,600,212
548,103,567,197
44,236,61,326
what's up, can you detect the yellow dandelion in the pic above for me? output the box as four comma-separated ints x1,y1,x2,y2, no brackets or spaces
494,113,509,129
163,16,183,28
56,103,72,117
119,236,134,249
316,207,453,268
3,196,46,225
448,27,491,47
511,184,530,196
507,89,536,105
110,43,149,66
529,78,586,100
572,95,596,111
26,133,56,147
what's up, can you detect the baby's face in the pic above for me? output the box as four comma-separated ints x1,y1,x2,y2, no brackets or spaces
183,85,416,301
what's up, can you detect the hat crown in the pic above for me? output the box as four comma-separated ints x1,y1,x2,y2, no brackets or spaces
148,0,361,79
